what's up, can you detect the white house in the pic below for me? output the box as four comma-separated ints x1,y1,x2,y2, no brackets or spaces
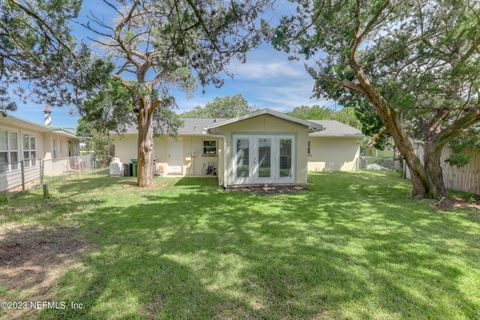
112,109,363,187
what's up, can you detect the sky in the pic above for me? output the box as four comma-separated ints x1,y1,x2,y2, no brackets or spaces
9,1,337,128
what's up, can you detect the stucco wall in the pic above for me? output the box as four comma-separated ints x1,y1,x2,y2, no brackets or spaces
308,137,360,172
214,114,309,186
112,134,219,176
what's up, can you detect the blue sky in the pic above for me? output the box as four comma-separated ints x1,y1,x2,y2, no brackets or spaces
9,1,336,128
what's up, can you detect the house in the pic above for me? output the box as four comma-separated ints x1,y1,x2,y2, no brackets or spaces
0,112,81,192
113,109,363,187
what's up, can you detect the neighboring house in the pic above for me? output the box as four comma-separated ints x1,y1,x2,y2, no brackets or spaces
113,109,362,187
405,142,480,195
0,114,81,192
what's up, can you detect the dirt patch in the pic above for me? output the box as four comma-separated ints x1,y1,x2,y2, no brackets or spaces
0,226,88,319
433,196,480,211
227,185,308,194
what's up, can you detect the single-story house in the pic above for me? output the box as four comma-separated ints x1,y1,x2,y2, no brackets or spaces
0,113,81,191
113,109,363,187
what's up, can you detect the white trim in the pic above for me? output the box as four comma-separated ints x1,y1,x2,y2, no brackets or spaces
206,109,323,132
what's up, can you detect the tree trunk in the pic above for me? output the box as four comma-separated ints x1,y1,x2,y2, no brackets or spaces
423,142,447,199
348,62,433,198
137,105,154,187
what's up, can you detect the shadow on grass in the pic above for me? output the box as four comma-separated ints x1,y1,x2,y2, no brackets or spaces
28,172,480,319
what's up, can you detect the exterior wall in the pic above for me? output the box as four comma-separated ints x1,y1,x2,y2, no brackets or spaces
0,122,46,162
0,119,81,192
213,114,309,186
51,133,80,158
308,137,361,172
112,134,219,176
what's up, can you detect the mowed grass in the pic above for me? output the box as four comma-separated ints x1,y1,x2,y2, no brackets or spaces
1,171,480,319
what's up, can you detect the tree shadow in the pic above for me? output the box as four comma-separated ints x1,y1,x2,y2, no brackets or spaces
12,171,480,318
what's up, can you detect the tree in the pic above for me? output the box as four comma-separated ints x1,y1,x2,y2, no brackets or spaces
83,0,270,187
182,94,257,118
273,0,480,199
0,0,83,114
287,105,333,120
288,105,362,129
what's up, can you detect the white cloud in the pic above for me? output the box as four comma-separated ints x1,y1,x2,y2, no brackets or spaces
231,60,306,80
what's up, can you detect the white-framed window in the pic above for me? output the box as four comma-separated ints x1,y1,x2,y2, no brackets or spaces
59,140,63,156
308,140,311,156
0,129,19,172
53,139,57,159
23,134,36,167
203,140,217,156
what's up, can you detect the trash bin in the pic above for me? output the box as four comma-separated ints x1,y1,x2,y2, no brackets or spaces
131,159,138,177
123,163,131,177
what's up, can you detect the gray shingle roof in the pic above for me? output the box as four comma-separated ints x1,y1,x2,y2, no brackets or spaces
308,120,363,138
125,118,228,135
123,115,361,138
178,118,228,134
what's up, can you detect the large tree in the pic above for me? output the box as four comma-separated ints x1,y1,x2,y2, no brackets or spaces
273,0,480,199
182,94,257,118
0,0,83,114
84,0,269,187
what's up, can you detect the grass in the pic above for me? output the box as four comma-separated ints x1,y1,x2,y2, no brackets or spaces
1,171,480,319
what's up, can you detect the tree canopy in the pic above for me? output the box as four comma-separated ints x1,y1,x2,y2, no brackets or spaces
287,105,362,129
273,0,480,199
181,94,257,118
0,0,84,114
79,0,270,186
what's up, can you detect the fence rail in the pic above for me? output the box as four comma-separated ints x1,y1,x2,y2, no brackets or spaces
0,155,96,193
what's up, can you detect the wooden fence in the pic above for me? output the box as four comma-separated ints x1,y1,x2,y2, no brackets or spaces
406,143,480,195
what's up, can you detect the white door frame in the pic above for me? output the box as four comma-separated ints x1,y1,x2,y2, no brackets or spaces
167,137,183,174
233,134,295,184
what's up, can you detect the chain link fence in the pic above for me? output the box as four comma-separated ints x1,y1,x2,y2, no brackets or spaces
0,154,106,193
359,156,401,171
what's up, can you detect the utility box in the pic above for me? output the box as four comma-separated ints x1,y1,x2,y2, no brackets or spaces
109,158,123,176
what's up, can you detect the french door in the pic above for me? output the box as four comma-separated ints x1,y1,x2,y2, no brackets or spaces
233,134,295,184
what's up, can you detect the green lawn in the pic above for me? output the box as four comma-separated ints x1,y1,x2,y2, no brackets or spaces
1,172,480,319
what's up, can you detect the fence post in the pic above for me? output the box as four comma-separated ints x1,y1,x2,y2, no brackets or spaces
40,159,44,186
20,161,25,191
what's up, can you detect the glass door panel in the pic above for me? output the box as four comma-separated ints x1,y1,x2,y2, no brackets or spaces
279,138,292,177
236,139,250,178
258,138,271,178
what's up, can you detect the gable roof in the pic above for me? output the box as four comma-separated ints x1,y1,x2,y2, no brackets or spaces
205,108,323,132
308,120,363,138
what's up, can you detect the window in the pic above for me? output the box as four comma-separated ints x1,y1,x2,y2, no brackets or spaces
53,139,57,159
280,138,292,177
203,140,217,156
59,140,63,156
23,134,36,167
308,140,311,155
0,130,19,172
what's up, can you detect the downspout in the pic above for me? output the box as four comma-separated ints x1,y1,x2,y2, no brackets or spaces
205,133,228,188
